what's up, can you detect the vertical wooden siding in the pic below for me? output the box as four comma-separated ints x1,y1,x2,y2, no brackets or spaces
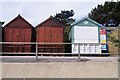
37,27,63,42
37,26,64,53
4,28,32,52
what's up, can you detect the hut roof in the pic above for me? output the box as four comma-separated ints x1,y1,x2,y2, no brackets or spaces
4,14,33,28
71,17,103,27
36,16,64,28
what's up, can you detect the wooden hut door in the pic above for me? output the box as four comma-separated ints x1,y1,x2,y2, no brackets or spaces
57,27,63,42
37,27,45,42
37,27,45,52
12,28,19,52
45,27,51,42
45,27,51,52
51,27,58,53
24,28,31,52
4,28,13,52
4,28,13,42
50,27,57,42
17,29,24,52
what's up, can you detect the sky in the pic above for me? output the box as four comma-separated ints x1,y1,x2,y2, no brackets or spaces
0,0,118,27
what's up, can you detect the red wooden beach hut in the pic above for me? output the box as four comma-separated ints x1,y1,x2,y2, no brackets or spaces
36,16,64,53
3,14,35,52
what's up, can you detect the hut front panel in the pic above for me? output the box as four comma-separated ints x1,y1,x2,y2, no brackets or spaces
57,27,63,42
12,28,19,42
24,28,31,42
4,28,13,42
37,27,63,42
44,27,51,42
37,26,64,53
4,28,32,42
4,28,32,52
37,27,45,42
50,27,57,42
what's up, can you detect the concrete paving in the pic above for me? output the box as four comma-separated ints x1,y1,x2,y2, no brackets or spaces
1,62,118,78
1,56,118,78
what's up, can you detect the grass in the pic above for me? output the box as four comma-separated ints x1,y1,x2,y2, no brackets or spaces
107,28,119,53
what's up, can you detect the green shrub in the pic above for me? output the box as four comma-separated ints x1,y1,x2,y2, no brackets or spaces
115,44,120,48
113,39,119,43
110,36,115,42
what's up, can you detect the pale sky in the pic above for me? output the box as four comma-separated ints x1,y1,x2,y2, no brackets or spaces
0,0,118,27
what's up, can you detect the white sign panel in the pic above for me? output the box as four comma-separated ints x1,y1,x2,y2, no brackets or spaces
74,26,99,43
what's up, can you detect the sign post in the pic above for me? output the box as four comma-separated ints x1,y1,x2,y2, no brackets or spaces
78,43,81,62
36,43,38,60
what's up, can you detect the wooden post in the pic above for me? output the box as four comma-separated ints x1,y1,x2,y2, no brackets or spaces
78,43,80,62
36,43,38,60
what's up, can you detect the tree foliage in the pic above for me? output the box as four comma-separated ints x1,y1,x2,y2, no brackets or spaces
54,10,75,26
89,1,120,27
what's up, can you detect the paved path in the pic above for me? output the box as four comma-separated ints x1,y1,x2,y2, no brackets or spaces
2,62,118,78
1,56,118,78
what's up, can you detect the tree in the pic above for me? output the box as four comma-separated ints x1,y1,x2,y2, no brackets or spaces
89,1,120,27
54,10,75,26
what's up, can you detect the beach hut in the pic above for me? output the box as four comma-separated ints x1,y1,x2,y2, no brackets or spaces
3,14,35,52
69,17,107,54
36,16,64,53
